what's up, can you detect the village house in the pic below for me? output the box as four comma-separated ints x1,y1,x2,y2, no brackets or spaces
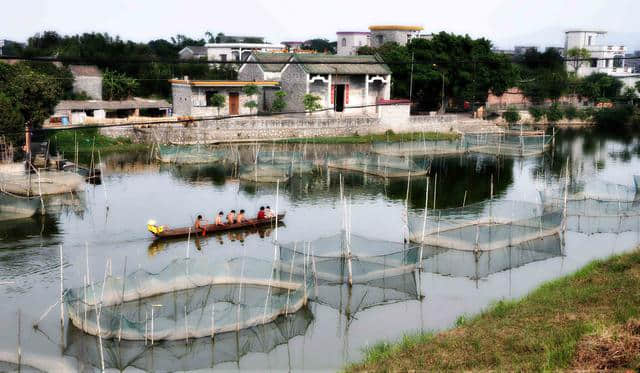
50,98,171,125
170,79,280,116
178,46,207,60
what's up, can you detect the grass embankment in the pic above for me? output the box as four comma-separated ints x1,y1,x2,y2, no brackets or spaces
347,249,640,372
278,131,459,144
48,129,149,156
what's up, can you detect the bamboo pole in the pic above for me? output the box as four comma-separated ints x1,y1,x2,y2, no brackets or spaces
59,245,64,327
17,309,21,371
433,173,437,210
98,150,109,210
118,256,127,341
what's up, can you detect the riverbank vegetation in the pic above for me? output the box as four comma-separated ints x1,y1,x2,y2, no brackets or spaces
48,128,148,156
279,131,459,144
346,248,640,372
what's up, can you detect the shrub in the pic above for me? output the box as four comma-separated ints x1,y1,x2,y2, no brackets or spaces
271,91,287,113
563,105,578,120
546,103,564,124
528,106,545,122
592,106,634,128
502,106,521,125
302,94,322,113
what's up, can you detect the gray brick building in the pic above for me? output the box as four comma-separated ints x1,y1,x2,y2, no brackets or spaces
69,65,103,100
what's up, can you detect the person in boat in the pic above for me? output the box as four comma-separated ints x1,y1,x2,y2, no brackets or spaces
227,210,236,224
237,209,246,223
195,215,207,236
265,206,273,218
257,206,266,219
215,211,224,225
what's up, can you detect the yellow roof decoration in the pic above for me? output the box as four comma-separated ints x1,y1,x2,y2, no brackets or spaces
368,25,424,31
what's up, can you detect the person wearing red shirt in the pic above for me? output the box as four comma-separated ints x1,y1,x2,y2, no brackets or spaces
257,206,266,219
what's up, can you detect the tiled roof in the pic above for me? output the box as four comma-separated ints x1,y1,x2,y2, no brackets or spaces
293,54,391,75
252,52,293,72
69,65,102,77
181,46,207,55
55,98,171,111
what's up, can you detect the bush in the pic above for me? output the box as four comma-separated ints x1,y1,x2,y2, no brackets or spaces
502,106,521,125
576,109,591,121
528,106,545,122
271,91,287,113
546,103,564,123
302,94,322,112
563,105,577,120
592,106,634,128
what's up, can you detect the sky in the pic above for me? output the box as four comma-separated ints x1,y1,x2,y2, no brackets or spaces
3,0,640,50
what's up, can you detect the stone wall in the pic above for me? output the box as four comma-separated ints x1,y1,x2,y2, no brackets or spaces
237,63,264,81
172,83,193,116
280,63,307,112
73,76,102,100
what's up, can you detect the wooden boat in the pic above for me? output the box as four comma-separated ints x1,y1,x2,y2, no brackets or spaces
148,213,285,239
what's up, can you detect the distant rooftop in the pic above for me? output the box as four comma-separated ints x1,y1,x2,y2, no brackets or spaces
69,65,101,77
369,25,423,31
180,46,207,55
565,29,607,34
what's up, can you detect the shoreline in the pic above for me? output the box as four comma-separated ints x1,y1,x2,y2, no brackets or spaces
346,247,640,372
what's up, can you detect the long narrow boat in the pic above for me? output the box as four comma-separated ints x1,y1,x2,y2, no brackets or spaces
148,213,285,239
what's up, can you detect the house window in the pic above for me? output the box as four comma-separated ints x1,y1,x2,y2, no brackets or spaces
205,90,219,106
341,38,347,47
588,36,592,46
590,58,598,68
220,54,227,62
376,35,383,45
613,55,623,68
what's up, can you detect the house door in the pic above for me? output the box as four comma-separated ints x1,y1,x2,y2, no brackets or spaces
229,92,239,115
335,85,345,112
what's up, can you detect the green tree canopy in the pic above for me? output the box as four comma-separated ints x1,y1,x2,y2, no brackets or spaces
502,106,521,125
302,39,336,54
566,47,591,74
102,69,138,100
303,94,322,112
271,91,287,113
577,73,623,102
208,93,226,116
0,62,64,144
515,48,568,104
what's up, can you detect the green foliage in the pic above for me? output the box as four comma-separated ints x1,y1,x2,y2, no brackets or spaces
636,81,640,96
0,62,64,144
242,84,259,97
244,100,258,113
102,69,138,100
18,31,236,98
528,106,545,122
576,108,592,121
516,48,568,104
577,73,623,102
49,128,146,156
546,103,564,123
366,32,517,111
208,93,226,116
301,38,336,54
620,87,637,104
302,94,323,112
271,91,287,113
502,106,521,125
563,105,578,120
566,47,591,74
592,106,634,128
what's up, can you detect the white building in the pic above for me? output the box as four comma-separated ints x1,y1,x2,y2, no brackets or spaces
204,43,285,63
369,25,428,48
336,32,370,56
564,30,633,77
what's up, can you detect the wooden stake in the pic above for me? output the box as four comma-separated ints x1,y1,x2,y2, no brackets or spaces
59,245,64,327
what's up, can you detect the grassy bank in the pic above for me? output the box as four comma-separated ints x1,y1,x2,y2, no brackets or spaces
278,131,459,144
47,129,149,156
347,249,640,372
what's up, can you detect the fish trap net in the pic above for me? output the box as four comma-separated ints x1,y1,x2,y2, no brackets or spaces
326,154,428,178
408,200,563,251
372,140,466,157
464,133,552,157
156,145,226,164
64,256,310,341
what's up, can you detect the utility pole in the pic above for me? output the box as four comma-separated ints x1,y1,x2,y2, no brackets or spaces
409,52,415,102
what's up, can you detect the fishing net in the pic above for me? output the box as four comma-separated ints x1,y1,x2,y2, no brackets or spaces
407,200,563,251
279,232,422,315
238,163,291,183
326,154,427,178
64,257,311,341
0,171,84,196
372,140,466,157
421,232,562,279
156,145,227,164
256,151,315,174
463,133,552,157
64,307,313,372
0,191,41,220
539,177,640,234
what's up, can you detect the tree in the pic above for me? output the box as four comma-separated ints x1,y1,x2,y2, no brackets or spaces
102,69,138,100
502,106,521,125
242,84,259,114
209,93,226,117
620,87,637,105
0,62,63,144
303,94,322,113
302,39,336,54
577,73,623,103
636,81,640,96
271,91,287,113
528,106,545,122
566,47,591,74
563,105,578,120
516,48,568,104
546,103,564,124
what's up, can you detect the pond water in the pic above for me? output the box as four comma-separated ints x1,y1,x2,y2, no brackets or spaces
1,129,639,372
